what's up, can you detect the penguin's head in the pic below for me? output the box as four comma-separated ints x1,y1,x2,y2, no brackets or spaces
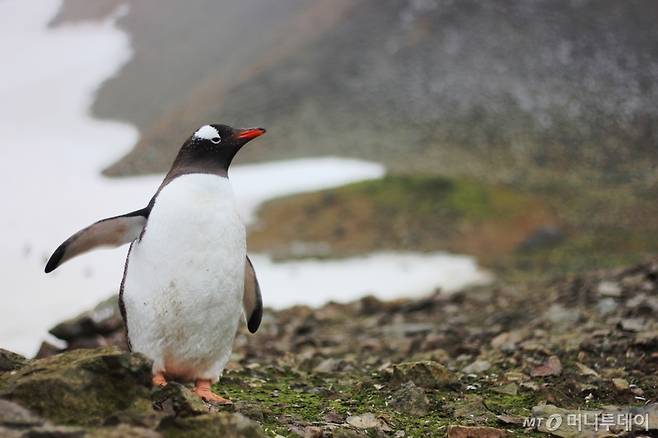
175,123,266,173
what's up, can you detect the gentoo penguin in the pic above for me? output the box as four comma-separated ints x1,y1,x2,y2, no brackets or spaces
45,124,266,404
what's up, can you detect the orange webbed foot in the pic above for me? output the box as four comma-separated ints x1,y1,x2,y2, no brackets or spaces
152,372,167,387
194,379,232,405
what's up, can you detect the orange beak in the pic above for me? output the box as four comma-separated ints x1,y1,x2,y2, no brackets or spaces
235,127,266,141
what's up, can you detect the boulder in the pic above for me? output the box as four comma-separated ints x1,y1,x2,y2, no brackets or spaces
0,347,156,427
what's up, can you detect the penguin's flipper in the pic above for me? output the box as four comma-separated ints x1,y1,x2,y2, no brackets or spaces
243,255,263,333
45,208,149,273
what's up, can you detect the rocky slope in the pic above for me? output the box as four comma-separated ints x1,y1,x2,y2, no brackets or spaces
2,258,657,437
55,0,658,186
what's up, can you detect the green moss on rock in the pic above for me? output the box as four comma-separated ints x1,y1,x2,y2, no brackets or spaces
0,347,155,426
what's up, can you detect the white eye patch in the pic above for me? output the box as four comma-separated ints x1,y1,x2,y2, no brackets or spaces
193,125,221,143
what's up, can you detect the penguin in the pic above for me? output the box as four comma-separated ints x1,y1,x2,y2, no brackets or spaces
45,124,266,404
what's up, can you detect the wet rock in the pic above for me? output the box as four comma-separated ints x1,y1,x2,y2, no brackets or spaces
462,360,491,374
0,347,156,426
530,355,562,377
0,349,28,372
446,425,507,437
388,382,430,416
157,412,264,437
390,361,455,388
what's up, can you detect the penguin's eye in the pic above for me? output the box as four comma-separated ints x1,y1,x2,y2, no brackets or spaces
211,137,221,144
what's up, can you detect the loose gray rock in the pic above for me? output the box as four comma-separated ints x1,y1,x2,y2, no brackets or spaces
152,382,218,418
390,361,455,388
49,295,122,342
620,318,646,332
345,413,391,431
597,281,622,297
595,298,618,316
389,382,430,416
462,360,492,374
0,399,46,429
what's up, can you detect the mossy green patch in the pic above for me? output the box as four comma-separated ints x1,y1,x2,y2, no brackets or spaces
249,174,554,270
250,172,658,279
215,366,550,437
482,391,537,418
338,176,536,222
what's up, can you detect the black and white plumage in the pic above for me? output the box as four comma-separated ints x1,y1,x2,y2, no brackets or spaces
45,124,266,401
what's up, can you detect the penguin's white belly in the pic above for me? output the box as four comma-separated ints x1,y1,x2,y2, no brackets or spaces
122,174,246,381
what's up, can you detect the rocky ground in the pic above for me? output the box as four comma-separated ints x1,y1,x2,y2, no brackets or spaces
2,258,658,437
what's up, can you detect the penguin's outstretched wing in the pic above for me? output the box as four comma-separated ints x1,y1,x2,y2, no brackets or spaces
45,208,150,273
243,255,263,333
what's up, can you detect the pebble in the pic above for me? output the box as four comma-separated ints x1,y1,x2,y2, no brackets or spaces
597,281,622,297
462,360,492,374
